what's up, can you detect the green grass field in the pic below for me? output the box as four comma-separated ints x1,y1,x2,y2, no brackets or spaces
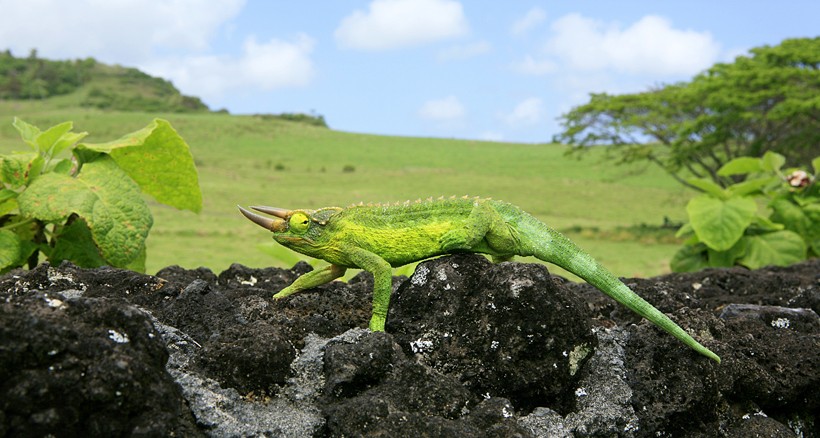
0,101,693,279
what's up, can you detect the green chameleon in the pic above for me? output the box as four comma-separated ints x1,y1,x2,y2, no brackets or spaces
239,196,721,363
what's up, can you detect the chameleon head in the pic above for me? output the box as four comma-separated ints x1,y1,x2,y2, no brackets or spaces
238,205,322,251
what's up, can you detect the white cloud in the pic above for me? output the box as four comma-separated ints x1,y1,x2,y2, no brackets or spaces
437,41,491,61
512,55,557,75
141,34,315,101
419,95,465,121
503,97,544,127
0,0,245,63
511,7,547,36
545,14,721,76
335,0,469,50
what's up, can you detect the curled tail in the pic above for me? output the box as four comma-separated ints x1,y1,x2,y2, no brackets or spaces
514,214,721,363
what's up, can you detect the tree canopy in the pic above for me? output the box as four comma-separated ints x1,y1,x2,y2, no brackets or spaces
554,37,819,190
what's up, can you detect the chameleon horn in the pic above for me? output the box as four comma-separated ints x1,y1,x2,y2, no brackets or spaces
238,205,280,231
251,205,290,219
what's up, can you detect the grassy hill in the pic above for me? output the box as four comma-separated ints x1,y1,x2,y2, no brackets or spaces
1,50,208,113
1,57,694,279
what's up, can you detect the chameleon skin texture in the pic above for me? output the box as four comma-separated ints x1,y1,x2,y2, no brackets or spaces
240,197,721,363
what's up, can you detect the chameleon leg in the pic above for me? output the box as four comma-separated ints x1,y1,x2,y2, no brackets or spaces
346,247,393,331
274,264,347,299
439,200,493,251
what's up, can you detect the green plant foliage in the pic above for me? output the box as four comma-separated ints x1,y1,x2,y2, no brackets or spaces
739,231,807,269
0,117,202,273
556,37,819,191
686,195,756,251
672,151,818,272
80,119,202,213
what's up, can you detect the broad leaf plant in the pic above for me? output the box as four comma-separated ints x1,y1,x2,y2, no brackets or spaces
0,118,202,273
672,152,819,272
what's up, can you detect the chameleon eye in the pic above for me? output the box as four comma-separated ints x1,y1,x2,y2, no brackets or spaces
288,213,310,234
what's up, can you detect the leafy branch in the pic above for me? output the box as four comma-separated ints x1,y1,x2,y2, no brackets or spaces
0,117,202,273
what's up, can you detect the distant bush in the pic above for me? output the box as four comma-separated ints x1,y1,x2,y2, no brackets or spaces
254,112,328,128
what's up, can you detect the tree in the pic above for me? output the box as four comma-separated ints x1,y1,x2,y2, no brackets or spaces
554,37,820,190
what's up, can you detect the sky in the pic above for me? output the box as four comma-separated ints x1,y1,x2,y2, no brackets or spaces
0,1,818,143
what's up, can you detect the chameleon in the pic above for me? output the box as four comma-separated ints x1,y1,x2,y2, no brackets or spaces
238,196,721,363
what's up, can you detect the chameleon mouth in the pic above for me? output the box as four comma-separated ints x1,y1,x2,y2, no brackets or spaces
238,205,288,232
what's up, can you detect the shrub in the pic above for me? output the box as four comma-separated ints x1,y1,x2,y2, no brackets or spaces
671,152,819,272
0,118,202,272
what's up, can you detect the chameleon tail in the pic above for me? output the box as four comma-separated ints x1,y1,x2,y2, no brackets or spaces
514,214,721,363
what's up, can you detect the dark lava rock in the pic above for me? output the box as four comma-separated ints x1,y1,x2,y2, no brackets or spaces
1,256,818,437
0,284,199,436
387,254,596,413
195,320,298,395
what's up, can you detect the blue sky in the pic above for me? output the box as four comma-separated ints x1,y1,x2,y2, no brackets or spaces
1,1,818,143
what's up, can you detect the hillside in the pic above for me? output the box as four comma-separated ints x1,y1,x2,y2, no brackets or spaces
0,49,208,113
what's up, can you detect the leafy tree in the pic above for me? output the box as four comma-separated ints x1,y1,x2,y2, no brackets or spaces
554,37,820,190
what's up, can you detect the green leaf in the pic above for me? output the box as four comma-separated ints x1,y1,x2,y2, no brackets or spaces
0,229,22,271
1,153,38,187
50,131,88,158
36,121,73,154
675,222,694,238
727,176,778,197
49,219,107,268
770,197,812,236
804,204,820,255
686,178,727,198
0,188,17,203
751,214,784,231
17,156,153,267
79,118,202,213
812,156,820,176
670,243,710,273
771,197,820,255
50,159,75,175
738,230,807,269
12,117,40,149
0,189,17,216
27,154,45,182
761,151,786,173
687,195,757,251
706,238,747,267
718,157,762,176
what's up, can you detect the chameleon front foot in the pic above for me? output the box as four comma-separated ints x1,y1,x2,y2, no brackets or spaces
272,287,297,300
